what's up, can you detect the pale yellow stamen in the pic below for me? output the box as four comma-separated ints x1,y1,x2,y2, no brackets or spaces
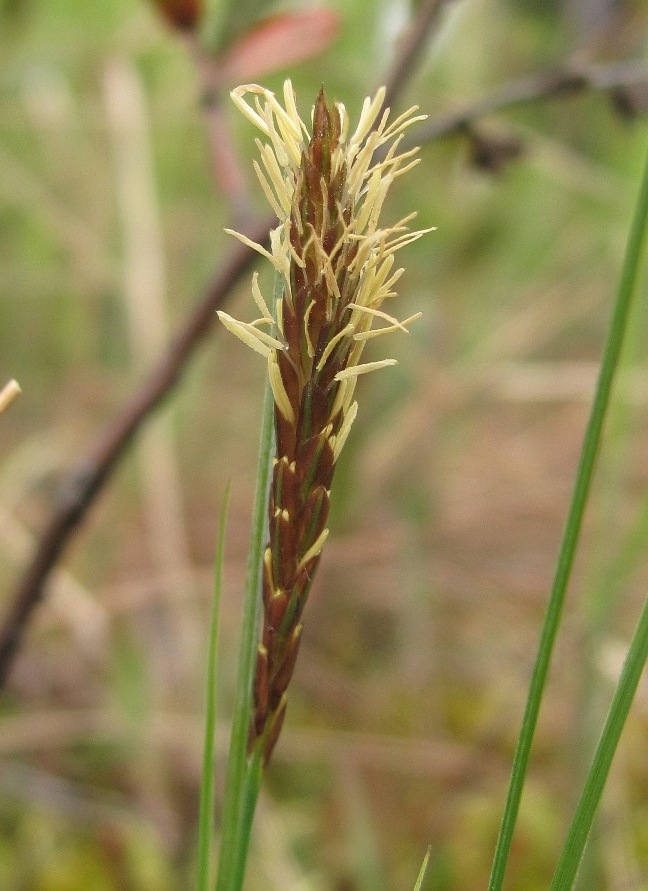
342,377,358,415
381,108,427,141
218,310,284,357
253,160,285,220
363,173,392,235
354,268,403,311
320,251,343,306
331,400,358,461
276,294,285,336
251,272,273,322
316,323,355,371
336,101,348,143
239,321,284,350
381,265,406,293
364,253,398,296
355,169,384,235
283,80,308,139
224,228,278,268
347,142,375,198
303,300,316,358
268,352,295,423
382,227,435,257
269,228,291,278
319,178,330,243
390,157,423,180
217,312,272,357
369,143,420,179
297,528,329,570
353,311,422,340
334,359,398,382
330,376,352,420
0,379,20,414
287,236,306,269
348,87,387,154
346,338,365,369
264,106,290,168
257,141,293,213
264,87,303,141
230,87,271,135
222,79,432,416
348,303,419,331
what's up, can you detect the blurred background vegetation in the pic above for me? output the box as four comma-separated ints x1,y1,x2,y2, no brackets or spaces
1,0,648,888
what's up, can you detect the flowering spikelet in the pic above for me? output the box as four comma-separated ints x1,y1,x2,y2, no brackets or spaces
219,81,432,764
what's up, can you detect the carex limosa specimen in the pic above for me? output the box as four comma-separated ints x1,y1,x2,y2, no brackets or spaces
219,80,432,765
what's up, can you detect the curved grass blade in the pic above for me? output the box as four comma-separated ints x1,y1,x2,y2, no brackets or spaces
413,846,432,891
488,139,648,890
197,482,231,891
231,746,263,886
550,596,648,890
214,279,279,891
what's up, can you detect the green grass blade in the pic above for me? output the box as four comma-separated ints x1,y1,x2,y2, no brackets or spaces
230,746,263,887
487,140,648,891
551,596,648,890
197,483,231,891
413,846,431,891
214,373,275,891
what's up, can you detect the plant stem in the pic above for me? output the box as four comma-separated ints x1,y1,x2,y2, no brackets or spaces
550,596,648,889
214,377,275,891
197,483,231,891
231,747,264,887
413,847,432,891
488,139,648,890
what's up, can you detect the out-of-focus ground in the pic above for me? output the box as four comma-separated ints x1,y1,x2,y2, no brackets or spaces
1,0,648,888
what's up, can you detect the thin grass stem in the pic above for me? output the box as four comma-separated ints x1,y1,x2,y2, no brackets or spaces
214,376,275,891
487,139,648,890
550,596,648,889
413,846,431,891
231,747,263,886
197,483,231,891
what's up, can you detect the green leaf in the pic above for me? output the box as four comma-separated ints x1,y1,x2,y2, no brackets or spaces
196,482,231,891
550,596,648,889
488,137,648,891
214,273,282,891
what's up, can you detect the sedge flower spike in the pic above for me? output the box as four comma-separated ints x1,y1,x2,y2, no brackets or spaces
219,81,433,764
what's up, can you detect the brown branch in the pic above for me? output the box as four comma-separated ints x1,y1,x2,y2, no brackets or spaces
382,0,454,111
0,215,272,686
405,59,648,149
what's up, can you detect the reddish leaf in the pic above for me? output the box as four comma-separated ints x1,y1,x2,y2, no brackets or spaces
216,7,341,84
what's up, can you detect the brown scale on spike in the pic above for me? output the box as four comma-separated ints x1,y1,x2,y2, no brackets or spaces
219,81,430,766
248,90,359,761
